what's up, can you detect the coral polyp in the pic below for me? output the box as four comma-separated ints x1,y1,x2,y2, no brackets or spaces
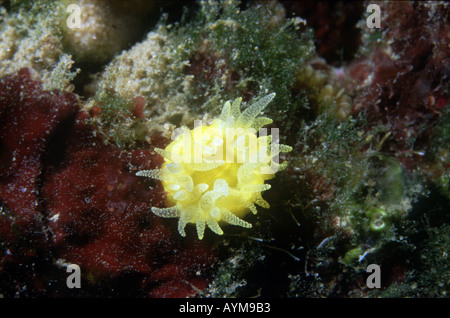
137,93,292,239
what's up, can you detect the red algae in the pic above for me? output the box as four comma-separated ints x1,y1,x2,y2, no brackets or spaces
0,68,79,245
0,68,216,297
42,115,216,297
348,2,449,170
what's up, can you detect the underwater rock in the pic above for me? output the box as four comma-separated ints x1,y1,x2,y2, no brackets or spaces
61,0,157,65
0,68,79,293
0,68,216,297
349,1,449,171
42,113,216,297
0,68,79,237
1,0,449,299
0,1,78,91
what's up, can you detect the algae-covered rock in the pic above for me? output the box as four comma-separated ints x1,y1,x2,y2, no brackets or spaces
91,0,315,146
0,0,77,91
0,0,449,299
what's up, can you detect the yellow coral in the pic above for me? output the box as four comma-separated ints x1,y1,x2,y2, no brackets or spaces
137,93,292,239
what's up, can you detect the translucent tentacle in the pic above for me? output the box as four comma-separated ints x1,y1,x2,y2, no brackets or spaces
196,218,206,240
220,101,231,121
255,195,270,209
222,208,252,228
178,218,188,237
237,93,275,128
241,183,271,193
230,97,242,119
206,217,223,235
252,117,273,130
249,204,258,215
136,169,162,180
151,206,180,218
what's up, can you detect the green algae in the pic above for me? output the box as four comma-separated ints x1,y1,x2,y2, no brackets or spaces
93,0,315,148
0,0,78,91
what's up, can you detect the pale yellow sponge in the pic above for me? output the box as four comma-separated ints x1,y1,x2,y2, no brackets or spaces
137,93,292,239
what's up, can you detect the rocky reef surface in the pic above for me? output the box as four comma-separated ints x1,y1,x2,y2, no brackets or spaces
0,0,448,297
